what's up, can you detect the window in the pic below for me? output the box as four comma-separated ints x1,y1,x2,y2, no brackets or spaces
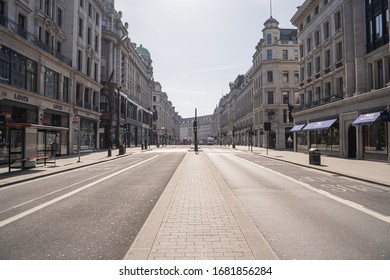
63,77,69,102
282,91,289,104
294,50,299,61
283,71,289,82
307,37,311,52
87,28,91,45
307,62,312,77
78,50,83,71
56,41,62,53
100,95,110,113
267,71,273,82
325,49,331,68
267,34,272,45
80,0,84,7
335,11,342,31
44,0,50,15
315,30,320,46
153,96,157,102
96,13,100,26
315,86,321,100
336,41,343,62
45,31,50,46
300,67,305,82
299,45,304,59
377,60,384,88
294,72,299,83
88,2,92,17
324,21,330,39
375,14,383,40
95,36,99,52
57,8,63,27
78,18,83,38
267,91,274,104
308,90,313,103
337,76,344,94
325,82,331,97
18,14,27,38
11,52,26,89
94,63,98,81
314,5,319,15
26,60,37,93
86,57,91,76
316,56,321,73
283,50,288,60
44,68,59,100
267,50,272,60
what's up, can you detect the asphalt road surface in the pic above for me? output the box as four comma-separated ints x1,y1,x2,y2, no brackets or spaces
0,150,185,259
206,147,390,259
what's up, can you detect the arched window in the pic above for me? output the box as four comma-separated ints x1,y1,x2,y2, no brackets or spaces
267,34,272,45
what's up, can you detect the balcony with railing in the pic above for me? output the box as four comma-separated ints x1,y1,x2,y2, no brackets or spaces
293,92,343,112
0,14,72,66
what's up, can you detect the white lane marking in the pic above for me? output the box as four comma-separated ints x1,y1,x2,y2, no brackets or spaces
234,155,390,224
0,155,159,228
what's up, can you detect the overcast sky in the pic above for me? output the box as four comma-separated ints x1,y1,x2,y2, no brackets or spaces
115,0,303,118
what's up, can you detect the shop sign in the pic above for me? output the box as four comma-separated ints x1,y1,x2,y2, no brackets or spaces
53,104,63,111
14,94,29,102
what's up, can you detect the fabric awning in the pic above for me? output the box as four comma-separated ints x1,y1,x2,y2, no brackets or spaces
290,124,306,132
302,118,337,131
352,112,381,126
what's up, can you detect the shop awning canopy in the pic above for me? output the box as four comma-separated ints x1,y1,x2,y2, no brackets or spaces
290,124,306,132
352,112,381,126
302,118,337,131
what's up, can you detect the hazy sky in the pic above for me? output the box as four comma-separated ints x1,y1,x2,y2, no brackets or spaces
115,0,303,118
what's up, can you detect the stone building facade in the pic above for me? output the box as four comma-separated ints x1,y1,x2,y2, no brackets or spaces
99,0,154,150
0,0,103,165
152,81,180,146
291,0,390,162
213,16,298,150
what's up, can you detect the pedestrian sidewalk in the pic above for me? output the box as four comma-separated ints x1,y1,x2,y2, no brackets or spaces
0,146,152,188
124,151,277,260
233,145,390,187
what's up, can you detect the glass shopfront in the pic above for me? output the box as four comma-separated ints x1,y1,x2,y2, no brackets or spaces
309,123,340,156
74,118,97,151
363,118,388,159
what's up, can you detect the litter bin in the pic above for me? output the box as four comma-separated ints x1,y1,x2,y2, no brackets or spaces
119,144,126,155
309,148,321,165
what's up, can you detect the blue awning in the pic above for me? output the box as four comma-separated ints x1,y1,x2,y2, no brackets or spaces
290,124,306,132
352,112,381,126
302,118,337,131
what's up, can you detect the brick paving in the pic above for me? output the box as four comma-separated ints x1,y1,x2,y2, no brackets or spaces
125,151,276,260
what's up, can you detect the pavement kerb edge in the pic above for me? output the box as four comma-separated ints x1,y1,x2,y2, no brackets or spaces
203,152,278,260
123,152,187,260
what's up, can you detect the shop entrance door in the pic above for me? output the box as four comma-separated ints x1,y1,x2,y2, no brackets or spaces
348,125,357,158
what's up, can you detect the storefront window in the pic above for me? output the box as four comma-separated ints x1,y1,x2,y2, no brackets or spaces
75,118,96,151
297,131,307,151
310,125,340,155
363,120,387,154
